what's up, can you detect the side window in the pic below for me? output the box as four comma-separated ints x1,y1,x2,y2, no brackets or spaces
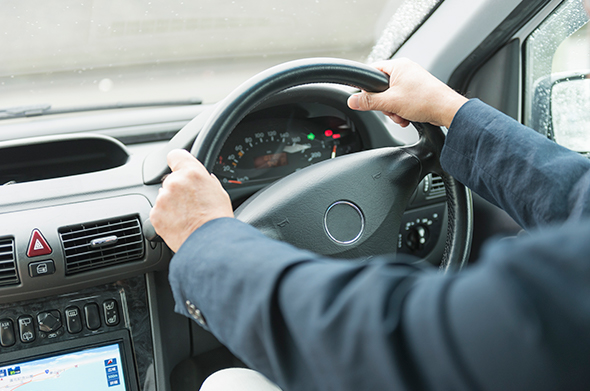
525,0,590,154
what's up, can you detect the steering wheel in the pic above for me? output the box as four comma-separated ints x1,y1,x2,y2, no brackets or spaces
190,58,472,271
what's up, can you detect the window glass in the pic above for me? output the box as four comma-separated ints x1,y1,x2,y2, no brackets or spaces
525,0,590,153
0,0,395,108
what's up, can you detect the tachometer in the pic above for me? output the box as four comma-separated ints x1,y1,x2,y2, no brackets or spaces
213,116,362,187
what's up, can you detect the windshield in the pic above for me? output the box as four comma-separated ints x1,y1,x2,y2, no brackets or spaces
1,0,404,109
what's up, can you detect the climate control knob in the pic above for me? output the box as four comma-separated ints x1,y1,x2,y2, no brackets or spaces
406,225,429,252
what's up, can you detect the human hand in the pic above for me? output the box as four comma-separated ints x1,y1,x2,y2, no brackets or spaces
347,58,468,128
150,149,234,252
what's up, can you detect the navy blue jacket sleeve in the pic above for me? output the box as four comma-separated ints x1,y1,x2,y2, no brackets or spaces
441,99,590,228
169,99,590,391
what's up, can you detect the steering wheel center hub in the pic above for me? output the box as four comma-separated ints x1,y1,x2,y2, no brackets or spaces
324,201,365,245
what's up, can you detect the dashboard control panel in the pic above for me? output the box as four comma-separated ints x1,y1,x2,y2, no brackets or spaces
398,204,446,259
0,295,125,353
0,276,153,390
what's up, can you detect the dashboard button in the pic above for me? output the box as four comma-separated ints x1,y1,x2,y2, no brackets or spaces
37,310,62,333
26,229,52,257
28,260,56,277
65,307,83,334
84,303,101,330
103,299,120,326
18,316,35,343
0,319,15,347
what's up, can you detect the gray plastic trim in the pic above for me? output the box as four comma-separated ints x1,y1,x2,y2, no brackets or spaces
0,194,165,303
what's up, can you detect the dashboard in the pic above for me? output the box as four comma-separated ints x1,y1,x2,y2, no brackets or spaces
0,85,448,391
212,99,370,212
212,107,363,189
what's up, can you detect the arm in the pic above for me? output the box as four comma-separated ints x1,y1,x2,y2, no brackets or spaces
441,99,590,228
348,58,590,228
169,217,590,391
150,59,590,391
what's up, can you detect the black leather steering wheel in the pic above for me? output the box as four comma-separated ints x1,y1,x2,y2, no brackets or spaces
191,58,472,271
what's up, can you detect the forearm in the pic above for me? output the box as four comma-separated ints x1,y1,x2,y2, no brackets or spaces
169,218,438,390
169,218,321,388
168,217,588,391
441,99,590,228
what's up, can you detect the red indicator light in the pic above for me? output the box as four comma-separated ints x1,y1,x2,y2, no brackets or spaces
333,134,341,139
324,130,333,137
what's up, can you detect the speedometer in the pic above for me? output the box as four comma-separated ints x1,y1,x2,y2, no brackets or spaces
213,116,362,187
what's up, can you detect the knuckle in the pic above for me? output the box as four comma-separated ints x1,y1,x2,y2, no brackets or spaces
164,176,182,191
186,167,204,181
149,209,161,227
359,93,373,110
153,191,168,211
166,169,196,188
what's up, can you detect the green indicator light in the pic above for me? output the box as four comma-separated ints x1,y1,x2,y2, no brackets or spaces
307,133,316,140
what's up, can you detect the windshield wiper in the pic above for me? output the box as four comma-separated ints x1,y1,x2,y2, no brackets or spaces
0,98,202,120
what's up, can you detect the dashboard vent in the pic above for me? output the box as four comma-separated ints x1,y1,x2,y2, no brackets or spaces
427,174,446,199
60,216,145,276
0,238,19,287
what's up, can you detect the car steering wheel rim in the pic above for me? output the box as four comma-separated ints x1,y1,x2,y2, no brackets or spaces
191,58,472,271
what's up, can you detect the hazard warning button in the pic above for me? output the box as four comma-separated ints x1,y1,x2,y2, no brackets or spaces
27,229,52,258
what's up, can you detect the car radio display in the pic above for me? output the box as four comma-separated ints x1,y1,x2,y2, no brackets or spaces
0,343,126,390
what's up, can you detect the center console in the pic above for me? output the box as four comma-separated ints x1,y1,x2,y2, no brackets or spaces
0,276,153,391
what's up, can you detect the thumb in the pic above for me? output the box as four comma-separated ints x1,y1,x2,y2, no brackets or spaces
347,92,390,112
167,149,206,173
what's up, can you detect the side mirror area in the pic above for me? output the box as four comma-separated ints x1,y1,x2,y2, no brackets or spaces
531,71,590,154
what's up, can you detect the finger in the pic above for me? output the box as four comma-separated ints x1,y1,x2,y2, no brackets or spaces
390,114,410,128
348,91,393,113
348,92,379,111
347,94,363,110
167,149,206,173
383,112,408,127
370,61,392,74
210,173,225,189
374,57,415,72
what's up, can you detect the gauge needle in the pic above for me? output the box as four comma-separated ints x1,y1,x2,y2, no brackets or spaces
228,180,242,185
331,145,337,159
283,143,312,154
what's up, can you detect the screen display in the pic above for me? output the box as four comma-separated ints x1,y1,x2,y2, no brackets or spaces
0,343,127,391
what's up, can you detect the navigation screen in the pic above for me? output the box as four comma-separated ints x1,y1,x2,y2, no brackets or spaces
0,343,127,391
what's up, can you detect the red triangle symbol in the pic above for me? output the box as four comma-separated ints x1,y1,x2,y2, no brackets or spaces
27,229,52,257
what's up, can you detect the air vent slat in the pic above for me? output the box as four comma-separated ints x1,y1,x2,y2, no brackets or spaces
66,252,145,273
65,242,144,264
63,233,143,253
59,216,145,276
60,222,140,243
427,174,446,199
0,238,19,287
